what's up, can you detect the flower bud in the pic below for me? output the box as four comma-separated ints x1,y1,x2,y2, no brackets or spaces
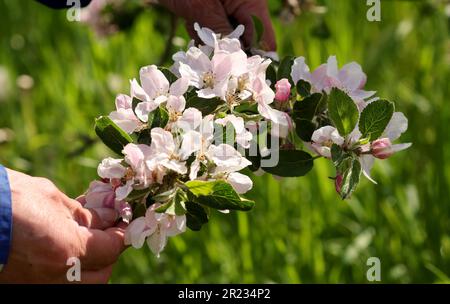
275,78,291,102
335,174,343,194
371,138,393,159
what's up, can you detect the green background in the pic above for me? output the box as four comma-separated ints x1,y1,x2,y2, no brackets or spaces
0,0,449,283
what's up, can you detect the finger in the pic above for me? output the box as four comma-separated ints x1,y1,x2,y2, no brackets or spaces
80,265,114,284
78,223,128,270
76,195,87,206
258,8,277,51
73,206,119,230
221,0,277,51
161,0,233,43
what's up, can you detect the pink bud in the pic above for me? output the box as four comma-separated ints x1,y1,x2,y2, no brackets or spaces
275,78,291,102
335,174,343,194
371,138,393,159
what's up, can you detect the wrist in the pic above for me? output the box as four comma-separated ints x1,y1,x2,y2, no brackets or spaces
0,165,13,272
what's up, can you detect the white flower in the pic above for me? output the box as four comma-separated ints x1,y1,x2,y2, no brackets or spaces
310,126,345,158
175,107,203,133
109,94,141,134
226,172,253,194
291,56,376,107
207,144,252,173
193,22,245,57
124,203,186,256
84,180,133,223
204,144,253,194
358,112,411,183
97,157,126,179
215,114,253,148
146,128,192,177
291,56,311,84
111,143,153,200
131,65,189,122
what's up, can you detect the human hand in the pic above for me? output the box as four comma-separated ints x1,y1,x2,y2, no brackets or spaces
0,169,127,283
159,0,276,51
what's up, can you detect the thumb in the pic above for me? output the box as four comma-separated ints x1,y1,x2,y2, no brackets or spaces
74,206,119,230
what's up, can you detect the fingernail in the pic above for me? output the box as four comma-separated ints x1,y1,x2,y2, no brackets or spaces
95,208,119,226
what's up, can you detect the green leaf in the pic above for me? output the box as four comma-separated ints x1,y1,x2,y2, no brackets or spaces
186,96,223,116
331,144,346,168
266,63,277,87
277,56,294,84
155,189,187,216
137,130,151,145
328,88,359,136
292,93,327,142
294,119,317,142
234,102,258,114
148,106,169,129
339,158,362,199
251,15,264,46
296,79,312,98
132,97,141,115
262,150,314,177
185,201,209,231
185,180,255,211
127,188,148,201
94,116,133,155
159,67,177,84
359,99,395,141
293,93,326,121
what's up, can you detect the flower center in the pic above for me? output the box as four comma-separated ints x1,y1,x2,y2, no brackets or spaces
237,75,249,92
226,92,240,108
203,71,215,89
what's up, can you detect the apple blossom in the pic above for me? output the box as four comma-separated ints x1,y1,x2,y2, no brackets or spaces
84,180,133,223
214,114,252,148
124,203,186,256
310,126,345,158
274,78,291,102
88,24,411,256
109,94,141,133
291,56,376,109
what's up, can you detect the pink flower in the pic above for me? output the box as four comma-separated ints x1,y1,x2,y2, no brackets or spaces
109,94,141,134
124,203,186,256
84,180,133,222
274,78,291,102
371,138,411,159
371,138,393,159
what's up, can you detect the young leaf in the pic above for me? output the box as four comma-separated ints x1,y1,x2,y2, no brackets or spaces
294,119,317,142
296,79,312,98
292,93,327,142
359,99,394,141
159,67,177,84
148,106,169,129
186,96,223,116
277,56,294,84
266,63,277,87
262,150,314,177
185,180,255,211
185,201,209,231
339,158,362,199
132,97,141,115
328,88,359,136
293,93,326,121
331,144,346,168
94,116,133,155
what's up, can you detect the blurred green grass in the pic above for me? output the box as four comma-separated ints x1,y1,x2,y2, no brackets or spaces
0,0,449,283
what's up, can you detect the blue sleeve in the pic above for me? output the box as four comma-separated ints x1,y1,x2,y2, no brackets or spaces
0,165,13,267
